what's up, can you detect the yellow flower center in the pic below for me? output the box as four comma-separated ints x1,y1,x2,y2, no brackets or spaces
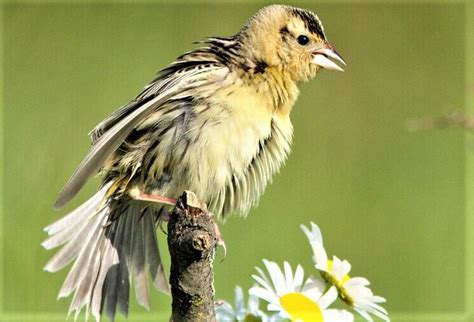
280,292,323,322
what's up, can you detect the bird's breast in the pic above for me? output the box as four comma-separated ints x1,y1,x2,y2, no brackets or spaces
140,75,294,217
178,82,293,216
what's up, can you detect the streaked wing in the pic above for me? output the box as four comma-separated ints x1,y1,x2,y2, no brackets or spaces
54,58,229,209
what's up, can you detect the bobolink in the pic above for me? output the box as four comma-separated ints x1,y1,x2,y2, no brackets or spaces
43,4,345,321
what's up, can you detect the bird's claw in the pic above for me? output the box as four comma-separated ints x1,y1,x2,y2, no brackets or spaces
157,209,170,234
213,221,227,261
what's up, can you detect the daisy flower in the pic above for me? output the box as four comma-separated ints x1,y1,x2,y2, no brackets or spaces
301,222,389,321
249,259,353,322
215,285,267,321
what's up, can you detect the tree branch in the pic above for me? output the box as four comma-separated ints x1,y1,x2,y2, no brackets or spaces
167,191,217,322
406,109,474,132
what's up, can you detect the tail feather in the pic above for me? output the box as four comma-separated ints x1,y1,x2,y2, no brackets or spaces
91,238,113,320
43,182,169,321
117,206,134,316
103,210,126,321
59,207,109,298
116,252,131,317
143,210,168,291
42,220,87,250
132,211,150,310
69,247,102,315
44,216,99,273
46,183,109,235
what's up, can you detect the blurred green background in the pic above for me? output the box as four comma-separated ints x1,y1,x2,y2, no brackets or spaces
1,0,473,321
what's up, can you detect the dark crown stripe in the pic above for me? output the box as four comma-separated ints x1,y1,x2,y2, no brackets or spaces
290,8,326,39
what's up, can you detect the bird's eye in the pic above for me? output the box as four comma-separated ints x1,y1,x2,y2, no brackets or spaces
297,35,310,46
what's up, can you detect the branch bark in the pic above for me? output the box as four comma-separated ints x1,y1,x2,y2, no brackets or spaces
167,191,217,322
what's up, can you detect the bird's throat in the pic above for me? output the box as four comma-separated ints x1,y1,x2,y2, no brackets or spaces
245,64,300,115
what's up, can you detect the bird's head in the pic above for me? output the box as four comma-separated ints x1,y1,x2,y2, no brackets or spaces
239,5,345,82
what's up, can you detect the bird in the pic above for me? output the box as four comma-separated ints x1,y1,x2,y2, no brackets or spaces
42,4,345,321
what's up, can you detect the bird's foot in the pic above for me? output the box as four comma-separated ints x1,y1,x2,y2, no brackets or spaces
183,191,226,259
130,189,226,257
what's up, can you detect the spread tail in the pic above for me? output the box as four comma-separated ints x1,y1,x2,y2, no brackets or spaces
43,182,169,321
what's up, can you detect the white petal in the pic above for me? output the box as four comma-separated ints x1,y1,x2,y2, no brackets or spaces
215,301,235,320
318,286,338,309
283,261,294,291
301,223,328,266
315,263,329,272
252,274,274,294
249,286,278,305
368,307,390,321
323,309,354,322
255,266,272,287
358,302,389,321
314,244,329,268
345,283,373,299
270,308,290,319
354,307,374,322
300,223,322,245
331,256,345,279
267,303,283,312
341,259,352,276
263,260,286,294
234,286,244,311
267,313,285,322
301,276,325,301
365,302,388,315
247,288,260,313
293,264,304,290
344,277,370,287
371,295,387,303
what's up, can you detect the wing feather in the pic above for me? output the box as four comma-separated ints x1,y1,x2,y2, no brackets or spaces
54,63,228,209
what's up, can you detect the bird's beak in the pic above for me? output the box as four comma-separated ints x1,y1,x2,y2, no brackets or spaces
311,44,346,72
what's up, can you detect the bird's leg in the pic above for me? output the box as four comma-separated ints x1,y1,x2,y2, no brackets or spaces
129,189,175,233
129,188,177,206
129,189,226,256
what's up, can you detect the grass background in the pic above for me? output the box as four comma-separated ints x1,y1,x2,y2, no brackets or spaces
1,0,473,321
